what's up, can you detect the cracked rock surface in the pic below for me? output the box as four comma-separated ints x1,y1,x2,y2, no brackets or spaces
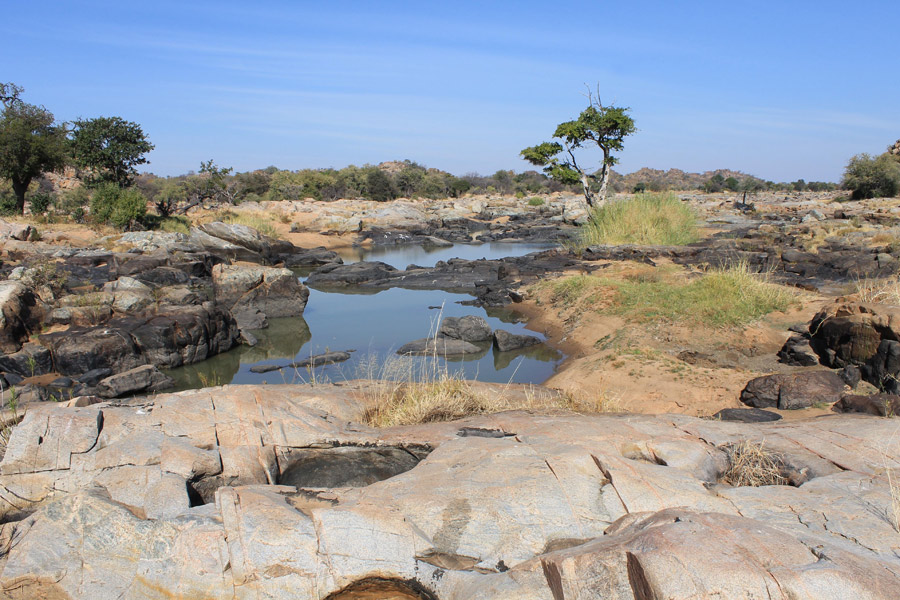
0,384,899,599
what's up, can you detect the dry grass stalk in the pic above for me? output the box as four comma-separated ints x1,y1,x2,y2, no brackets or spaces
854,276,900,307
721,440,788,487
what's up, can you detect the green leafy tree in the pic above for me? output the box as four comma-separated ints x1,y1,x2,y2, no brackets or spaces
521,89,636,208
842,153,900,199
724,177,740,192
70,116,154,187
0,101,68,213
703,174,725,193
366,169,395,202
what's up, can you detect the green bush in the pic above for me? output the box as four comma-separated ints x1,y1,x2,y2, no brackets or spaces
842,153,900,199
527,196,544,206
578,192,699,248
0,189,17,216
28,191,54,215
90,184,147,230
515,191,526,199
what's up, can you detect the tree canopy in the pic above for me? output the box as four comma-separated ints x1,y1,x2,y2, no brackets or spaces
0,100,68,213
70,116,154,187
521,90,635,209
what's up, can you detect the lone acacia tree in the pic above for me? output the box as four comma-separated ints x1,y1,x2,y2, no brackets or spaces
70,116,154,187
0,94,68,213
521,88,635,209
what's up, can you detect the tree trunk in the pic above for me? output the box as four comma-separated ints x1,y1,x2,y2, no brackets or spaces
579,171,596,209
597,152,610,206
11,179,28,214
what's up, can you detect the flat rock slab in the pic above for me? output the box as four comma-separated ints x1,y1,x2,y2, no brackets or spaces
713,407,783,422
1,385,900,599
249,351,352,373
396,337,481,356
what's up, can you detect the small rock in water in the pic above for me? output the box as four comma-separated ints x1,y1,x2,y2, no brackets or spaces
493,329,542,352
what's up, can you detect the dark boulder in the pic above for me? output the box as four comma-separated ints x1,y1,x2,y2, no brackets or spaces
740,371,846,410
0,342,53,377
833,394,900,417
493,329,542,352
777,335,819,367
97,365,175,398
438,316,492,342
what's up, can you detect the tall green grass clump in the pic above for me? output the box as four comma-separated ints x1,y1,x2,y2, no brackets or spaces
579,192,699,247
611,262,796,327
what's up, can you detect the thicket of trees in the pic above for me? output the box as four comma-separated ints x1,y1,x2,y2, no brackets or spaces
0,82,154,227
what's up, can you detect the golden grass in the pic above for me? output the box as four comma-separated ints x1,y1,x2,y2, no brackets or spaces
721,440,788,487
577,192,699,248
854,277,900,307
357,353,614,427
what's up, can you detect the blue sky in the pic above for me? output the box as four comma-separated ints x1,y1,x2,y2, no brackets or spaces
3,1,897,182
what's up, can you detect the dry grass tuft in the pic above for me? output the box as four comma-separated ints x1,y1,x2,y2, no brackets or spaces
357,353,615,428
721,440,788,487
854,277,900,307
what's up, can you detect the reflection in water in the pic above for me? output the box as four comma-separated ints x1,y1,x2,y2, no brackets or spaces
335,242,557,270
166,243,566,390
240,317,311,362
493,344,564,371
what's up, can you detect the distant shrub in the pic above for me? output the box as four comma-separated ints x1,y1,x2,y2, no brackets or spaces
55,187,90,223
28,192,54,215
632,182,646,193
842,153,900,199
578,192,699,248
90,184,147,230
527,196,544,206
515,191,526,199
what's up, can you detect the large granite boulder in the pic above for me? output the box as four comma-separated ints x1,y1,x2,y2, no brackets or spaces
0,386,899,598
0,281,43,353
212,264,309,328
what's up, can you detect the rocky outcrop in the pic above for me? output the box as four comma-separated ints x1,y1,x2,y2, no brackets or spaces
38,303,240,376
0,385,899,598
809,302,900,392
740,371,845,409
212,264,309,328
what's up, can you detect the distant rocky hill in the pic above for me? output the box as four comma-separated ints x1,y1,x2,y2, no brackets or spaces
610,167,765,191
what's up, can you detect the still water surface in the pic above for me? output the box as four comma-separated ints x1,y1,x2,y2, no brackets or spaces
166,242,563,389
